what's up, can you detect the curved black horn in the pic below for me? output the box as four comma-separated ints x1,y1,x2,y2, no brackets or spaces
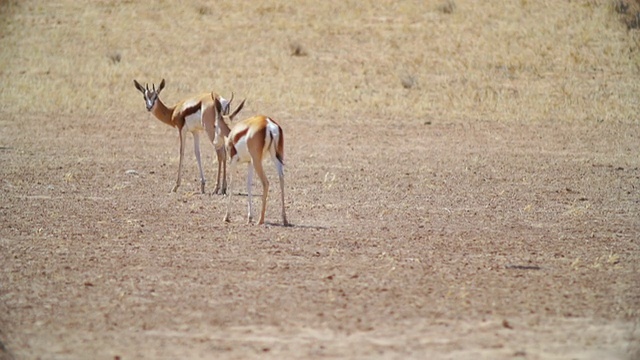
230,99,246,119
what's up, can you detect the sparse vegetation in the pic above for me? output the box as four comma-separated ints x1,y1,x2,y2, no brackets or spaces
399,73,418,89
438,0,456,14
0,0,636,123
614,0,640,29
196,5,212,16
108,52,122,65
289,41,308,57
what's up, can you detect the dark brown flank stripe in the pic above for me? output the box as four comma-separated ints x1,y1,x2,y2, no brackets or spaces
174,102,202,129
233,128,249,144
182,103,201,118
230,128,249,159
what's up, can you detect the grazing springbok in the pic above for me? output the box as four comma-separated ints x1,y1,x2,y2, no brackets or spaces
133,79,232,194
213,96,288,226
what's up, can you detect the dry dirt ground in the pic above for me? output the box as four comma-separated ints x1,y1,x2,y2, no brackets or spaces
1,1,640,359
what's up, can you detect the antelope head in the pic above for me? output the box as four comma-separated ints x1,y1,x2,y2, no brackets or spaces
134,79,165,111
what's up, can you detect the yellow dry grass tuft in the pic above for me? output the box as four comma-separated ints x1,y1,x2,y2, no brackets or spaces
613,0,640,28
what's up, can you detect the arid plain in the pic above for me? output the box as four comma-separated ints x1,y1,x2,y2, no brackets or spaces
1,1,639,359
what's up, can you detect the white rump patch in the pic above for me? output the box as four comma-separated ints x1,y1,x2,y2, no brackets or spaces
265,118,279,135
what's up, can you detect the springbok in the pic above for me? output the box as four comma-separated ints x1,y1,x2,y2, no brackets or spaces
213,96,288,226
133,79,233,194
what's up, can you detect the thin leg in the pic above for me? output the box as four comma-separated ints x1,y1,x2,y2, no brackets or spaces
214,147,224,194
224,158,237,222
220,147,227,195
252,158,269,225
204,107,224,195
193,133,206,194
202,107,220,194
273,156,288,226
172,129,186,193
246,165,254,223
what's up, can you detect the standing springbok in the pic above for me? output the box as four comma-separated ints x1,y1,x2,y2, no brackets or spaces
133,79,232,194
213,96,288,226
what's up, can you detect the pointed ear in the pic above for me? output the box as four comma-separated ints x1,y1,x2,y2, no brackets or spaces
157,79,166,93
213,97,222,115
133,80,145,93
230,99,246,120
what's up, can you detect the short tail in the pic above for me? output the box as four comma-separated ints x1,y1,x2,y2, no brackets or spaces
266,119,285,177
275,130,284,165
271,124,284,166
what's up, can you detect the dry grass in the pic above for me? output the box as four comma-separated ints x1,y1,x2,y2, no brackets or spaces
0,0,638,123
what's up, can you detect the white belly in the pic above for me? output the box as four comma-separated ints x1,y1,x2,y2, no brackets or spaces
234,135,253,163
184,110,204,132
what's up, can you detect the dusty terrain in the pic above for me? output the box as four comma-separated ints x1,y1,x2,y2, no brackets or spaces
1,1,639,359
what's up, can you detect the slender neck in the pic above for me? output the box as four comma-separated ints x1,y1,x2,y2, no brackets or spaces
217,115,232,138
151,98,175,127
214,114,232,149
